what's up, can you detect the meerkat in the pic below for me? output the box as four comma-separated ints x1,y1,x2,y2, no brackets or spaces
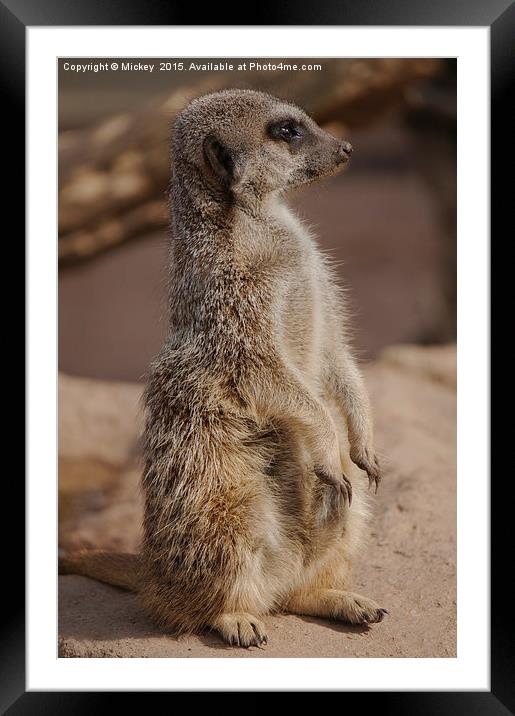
60,89,387,648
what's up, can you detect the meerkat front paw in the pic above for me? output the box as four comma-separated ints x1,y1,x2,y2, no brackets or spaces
314,466,353,506
350,445,381,493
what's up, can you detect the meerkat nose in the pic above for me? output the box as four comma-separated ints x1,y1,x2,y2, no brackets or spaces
339,141,353,157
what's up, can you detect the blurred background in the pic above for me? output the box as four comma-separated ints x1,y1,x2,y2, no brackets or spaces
58,58,456,382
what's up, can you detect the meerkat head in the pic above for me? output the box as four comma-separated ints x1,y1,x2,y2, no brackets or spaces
172,89,352,203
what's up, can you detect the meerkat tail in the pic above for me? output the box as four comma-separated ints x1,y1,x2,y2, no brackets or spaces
58,550,141,592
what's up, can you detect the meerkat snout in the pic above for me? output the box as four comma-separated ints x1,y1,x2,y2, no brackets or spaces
339,140,353,159
172,89,353,201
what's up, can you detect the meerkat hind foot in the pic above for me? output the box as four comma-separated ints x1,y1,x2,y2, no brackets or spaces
210,612,268,648
287,588,388,626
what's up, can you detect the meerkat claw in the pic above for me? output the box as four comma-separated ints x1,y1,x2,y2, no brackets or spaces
314,468,352,506
367,472,381,493
352,449,381,494
371,467,382,493
342,473,353,506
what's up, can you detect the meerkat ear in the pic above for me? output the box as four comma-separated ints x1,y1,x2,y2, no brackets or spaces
203,135,239,189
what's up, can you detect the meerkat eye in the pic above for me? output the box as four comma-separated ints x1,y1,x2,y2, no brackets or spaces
268,121,304,144
279,125,295,140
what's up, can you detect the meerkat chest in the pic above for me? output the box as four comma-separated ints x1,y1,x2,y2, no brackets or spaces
268,203,326,383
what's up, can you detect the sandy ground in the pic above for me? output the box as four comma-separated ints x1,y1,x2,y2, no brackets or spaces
58,344,456,658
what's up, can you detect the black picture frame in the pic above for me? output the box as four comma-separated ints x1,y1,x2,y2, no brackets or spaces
7,0,503,711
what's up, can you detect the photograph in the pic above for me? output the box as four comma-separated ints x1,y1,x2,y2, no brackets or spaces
57,56,457,659
0,0,501,699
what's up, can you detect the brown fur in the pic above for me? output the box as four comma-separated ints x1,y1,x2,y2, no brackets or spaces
59,90,386,647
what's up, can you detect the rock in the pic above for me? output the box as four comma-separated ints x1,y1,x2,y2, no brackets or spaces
59,373,143,551
379,343,456,389
59,345,456,658
59,467,143,553
59,372,143,481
